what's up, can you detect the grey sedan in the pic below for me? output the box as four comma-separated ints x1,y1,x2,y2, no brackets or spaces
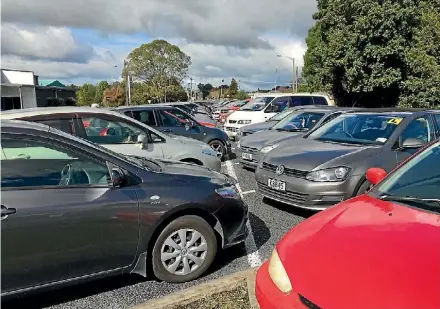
256,108,440,210
237,107,361,169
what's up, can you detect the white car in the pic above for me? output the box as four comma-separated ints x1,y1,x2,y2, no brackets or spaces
224,93,332,140
1,107,222,171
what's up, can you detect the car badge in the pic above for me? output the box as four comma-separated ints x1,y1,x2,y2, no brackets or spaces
276,165,285,175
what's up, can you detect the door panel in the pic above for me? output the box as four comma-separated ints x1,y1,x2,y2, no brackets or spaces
1,186,139,293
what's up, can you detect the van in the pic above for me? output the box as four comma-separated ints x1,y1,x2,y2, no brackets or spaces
224,93,331,139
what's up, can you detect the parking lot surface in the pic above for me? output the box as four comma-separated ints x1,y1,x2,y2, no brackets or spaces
2,142,312,309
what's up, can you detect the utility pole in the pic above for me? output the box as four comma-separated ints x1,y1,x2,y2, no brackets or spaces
220,79,224,99
127,75,132,105
277,54,296,92
189,77,193,101
124,60,129,106
274,67,278,93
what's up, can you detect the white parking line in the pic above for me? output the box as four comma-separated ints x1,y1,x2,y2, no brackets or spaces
241,190,256,195
224,160,263,268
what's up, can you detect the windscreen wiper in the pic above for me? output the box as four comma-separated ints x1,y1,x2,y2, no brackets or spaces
379,195,440,209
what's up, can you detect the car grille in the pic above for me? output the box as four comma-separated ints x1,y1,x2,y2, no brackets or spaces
225,127,239,132
257,182,308,205
228,120,237,124
240,146,258,153
262,162,309,178
299,295,322,309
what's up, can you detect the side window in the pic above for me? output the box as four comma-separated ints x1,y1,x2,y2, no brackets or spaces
1,137,110,188
321,112,341,125
131,110,157,126
400,116,435,144
158,110,186,127
290,96,313,106
434,114,440,129
312,96,329,105
272,97,290,112
78,115,151,144
33,118,77,135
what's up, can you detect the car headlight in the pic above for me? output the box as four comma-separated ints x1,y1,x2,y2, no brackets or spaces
306,167,351,182
238,120,252,124
215,185,240,199
260,144,279,154
202,147,218,157
268,248,292,294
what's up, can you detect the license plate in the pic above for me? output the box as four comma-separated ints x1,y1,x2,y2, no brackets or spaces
268,178,286,191
242,153,252,160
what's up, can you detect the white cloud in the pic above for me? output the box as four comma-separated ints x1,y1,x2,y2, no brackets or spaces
1,23,95,62
0,0,316,89
2,0,316,49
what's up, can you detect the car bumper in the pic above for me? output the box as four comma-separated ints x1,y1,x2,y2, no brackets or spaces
256,261,308,309
236,148,261,169
214,198,249,248
255,166,363,210
202,155,222,172
224,124,245,140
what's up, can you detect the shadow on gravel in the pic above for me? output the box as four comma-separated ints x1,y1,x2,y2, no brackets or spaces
262,197,316,219
249,212,271,250
225,152,237,161
1,274,143,309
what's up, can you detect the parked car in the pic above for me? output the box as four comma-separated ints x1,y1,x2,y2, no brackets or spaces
114,105,232,160
255,139,440,309
237,106,315,140
225,93,330,140
1,107,222,172
157,103,216,128
255,108,440,210
237,107,363,169
217,100,249,124
1,119,248,296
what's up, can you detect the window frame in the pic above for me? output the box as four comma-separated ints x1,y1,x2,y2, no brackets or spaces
397,114,436,148
128,109,159,127
1,133,115,191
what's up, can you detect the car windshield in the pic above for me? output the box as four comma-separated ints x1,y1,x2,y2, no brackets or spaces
272,112,325,132
372,141,440,212
307,113,406,145
268,108,295,121
240,97,274,111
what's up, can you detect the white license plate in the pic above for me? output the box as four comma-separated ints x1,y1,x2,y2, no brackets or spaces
242,153,253,160
268,178,286,191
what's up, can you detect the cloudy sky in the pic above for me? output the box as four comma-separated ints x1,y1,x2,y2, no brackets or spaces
1,0,317,90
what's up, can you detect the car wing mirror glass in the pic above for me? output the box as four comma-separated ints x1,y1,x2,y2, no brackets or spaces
401,137,425,149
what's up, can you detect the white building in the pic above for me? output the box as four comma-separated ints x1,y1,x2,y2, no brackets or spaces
1,69,37,110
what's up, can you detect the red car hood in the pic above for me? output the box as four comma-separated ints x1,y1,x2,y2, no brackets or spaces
277,195,440,309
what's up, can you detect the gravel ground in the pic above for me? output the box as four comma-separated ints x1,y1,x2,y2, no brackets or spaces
2,142,312,309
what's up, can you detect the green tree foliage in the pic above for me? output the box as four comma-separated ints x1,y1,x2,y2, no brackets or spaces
228,78,239,97
234,90,249,100
124,39,191,102
94,80,110,104
303,0,440,107
77,83,96,106
197,83,214,99
103,84,125,107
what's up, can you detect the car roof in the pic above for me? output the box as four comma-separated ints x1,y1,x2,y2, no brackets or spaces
345,107,436,115
114,105,174,111
0,106,127,119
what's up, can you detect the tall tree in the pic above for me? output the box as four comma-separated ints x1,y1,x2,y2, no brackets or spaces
197,83,214,99
94,80,110,105
103,84,125,107
77,83,96,106
228,78,239,97
303,0,440,107
124,39,191,102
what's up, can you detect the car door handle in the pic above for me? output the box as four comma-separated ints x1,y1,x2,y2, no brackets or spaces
163,129,172,133
11,153,30,160
1,205,17,219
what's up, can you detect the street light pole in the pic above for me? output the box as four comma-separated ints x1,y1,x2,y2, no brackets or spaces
274,67,278,93
277,54,296,93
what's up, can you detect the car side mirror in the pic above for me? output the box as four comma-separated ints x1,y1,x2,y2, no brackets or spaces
366,167,387,185
401,138,425,149
111,168,125,187
137,134,148,144
265,105,275,113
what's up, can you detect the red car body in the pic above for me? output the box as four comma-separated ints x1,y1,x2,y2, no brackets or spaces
256,194,440,309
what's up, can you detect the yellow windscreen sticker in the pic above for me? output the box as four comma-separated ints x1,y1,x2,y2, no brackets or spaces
387,117,403,125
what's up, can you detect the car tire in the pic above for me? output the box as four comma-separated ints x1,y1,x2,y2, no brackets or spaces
151,215,217,283
208,139,226,161
355,180,372,196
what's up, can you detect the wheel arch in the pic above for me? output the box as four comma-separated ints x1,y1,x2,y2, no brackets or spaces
130,205,224,278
